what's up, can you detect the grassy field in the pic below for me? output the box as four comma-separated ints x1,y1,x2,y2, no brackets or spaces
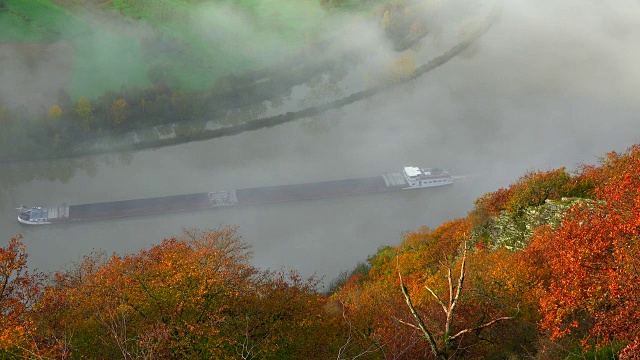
0,0,89,42
1,0,352,100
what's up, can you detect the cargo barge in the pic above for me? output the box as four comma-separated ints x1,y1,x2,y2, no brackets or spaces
17,166,452,225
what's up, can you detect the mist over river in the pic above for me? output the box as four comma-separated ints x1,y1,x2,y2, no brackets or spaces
2,0,640,284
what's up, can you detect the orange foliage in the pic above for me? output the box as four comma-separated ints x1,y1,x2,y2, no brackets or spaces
473,187,513,218
336,218,535,358
0,235,44,357
335,277,430,359
532,145,640,354
367,219,469,288
33,227,337,359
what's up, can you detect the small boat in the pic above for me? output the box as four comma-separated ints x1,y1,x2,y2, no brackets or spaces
17,166,453,225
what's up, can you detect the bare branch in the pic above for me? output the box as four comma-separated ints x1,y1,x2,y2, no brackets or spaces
449,316,514,341
425,285,448,314
450,248,467,315
393,316,421,331
399,271,440,359
337,301,383,360
398,238,514,360
447,265,453,307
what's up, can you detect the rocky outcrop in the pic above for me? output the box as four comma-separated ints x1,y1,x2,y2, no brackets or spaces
481,197,596,251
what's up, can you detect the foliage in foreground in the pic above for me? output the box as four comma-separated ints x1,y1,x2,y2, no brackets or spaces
3,144,640,358
333,144,640,359
1,228,342,359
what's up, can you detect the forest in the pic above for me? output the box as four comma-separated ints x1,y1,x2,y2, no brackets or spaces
3,144,640,359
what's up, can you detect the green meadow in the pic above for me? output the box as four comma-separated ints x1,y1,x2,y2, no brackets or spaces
0,0,352,99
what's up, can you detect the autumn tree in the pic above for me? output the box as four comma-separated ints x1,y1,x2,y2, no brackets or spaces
47,105,63,123
532,145,640,357
399,242,515,359
75,96,93,132
110,98,128,129
0,235,44,358
44,104,64,149
463,247,544,356
34,227,339,359
335,219,525,359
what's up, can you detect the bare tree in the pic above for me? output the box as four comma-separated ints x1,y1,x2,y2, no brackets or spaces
397,244,514,359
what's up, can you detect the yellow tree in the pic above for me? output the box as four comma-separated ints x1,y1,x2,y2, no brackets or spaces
46,105,64,148
110,98,128,129
75,96,93,132
47,105,62,123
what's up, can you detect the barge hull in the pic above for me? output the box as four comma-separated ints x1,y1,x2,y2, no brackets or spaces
19,168,454,224
62,176,401,222
68,193,212,221
235,176,388,205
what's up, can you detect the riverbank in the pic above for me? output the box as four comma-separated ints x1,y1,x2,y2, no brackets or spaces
1,0,502,164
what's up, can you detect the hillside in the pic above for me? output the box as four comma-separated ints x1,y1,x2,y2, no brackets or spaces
2,144,640,358
0,0,336,97
0,0,457,162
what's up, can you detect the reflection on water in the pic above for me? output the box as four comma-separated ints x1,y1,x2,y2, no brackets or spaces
0,153,135,203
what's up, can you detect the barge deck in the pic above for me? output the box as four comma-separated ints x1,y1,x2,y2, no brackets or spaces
17,167,452,225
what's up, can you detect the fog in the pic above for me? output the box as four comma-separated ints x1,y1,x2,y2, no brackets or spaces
1,0,640,285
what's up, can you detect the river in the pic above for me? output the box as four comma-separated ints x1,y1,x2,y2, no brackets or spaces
1,0,639,284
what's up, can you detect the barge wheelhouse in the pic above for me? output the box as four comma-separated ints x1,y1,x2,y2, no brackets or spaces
402,166,453,189
17,206,52,225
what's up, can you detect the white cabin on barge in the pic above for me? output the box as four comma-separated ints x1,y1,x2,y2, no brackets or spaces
402,166,453,189
17,204,68,225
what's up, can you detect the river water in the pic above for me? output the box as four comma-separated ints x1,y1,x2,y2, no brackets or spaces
2,0,640,283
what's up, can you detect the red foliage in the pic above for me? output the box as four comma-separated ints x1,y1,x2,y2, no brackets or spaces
474,187,513,218
532,145,640,353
